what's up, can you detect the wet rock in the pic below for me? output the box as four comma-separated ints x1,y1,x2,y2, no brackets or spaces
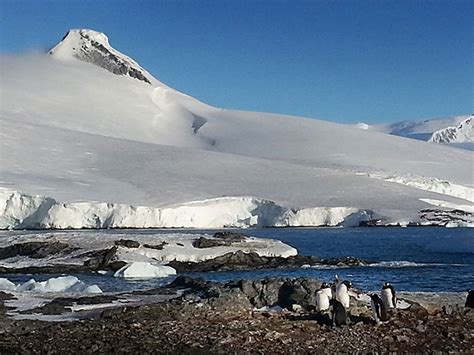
114,239,140,248
143,242,168,250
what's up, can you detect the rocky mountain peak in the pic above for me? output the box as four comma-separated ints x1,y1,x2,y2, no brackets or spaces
49,29,152,84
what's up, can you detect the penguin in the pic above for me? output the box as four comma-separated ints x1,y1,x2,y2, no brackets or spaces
465,290,474,309
370,294,389,324
330,298,348,327
381,282,397,309
316,284,331,311
320,282,333,299
335,280,352,308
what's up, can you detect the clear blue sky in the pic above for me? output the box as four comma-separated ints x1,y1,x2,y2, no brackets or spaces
1,0,472,123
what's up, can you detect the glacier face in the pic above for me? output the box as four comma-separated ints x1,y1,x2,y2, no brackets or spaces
0,29,473,229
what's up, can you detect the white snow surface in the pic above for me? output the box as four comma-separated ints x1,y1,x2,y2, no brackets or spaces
0,29,473,229
113,262,176,279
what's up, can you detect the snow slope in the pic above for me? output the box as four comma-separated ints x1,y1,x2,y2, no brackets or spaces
0,29,473,229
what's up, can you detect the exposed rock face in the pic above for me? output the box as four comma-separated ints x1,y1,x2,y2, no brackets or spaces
49,29,152,84
420,209,473,226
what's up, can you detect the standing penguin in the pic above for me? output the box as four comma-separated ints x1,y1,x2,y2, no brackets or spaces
320,282,333,299
370,294,389,324
316,284,332,311
330,298,348,327
335,280,352,308
465,290,474,309
381,282,397,309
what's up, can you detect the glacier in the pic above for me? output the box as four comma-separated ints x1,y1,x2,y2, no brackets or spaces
0,29,473,229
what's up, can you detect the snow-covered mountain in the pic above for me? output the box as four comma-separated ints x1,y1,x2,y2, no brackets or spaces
356,115,473,148
428,116,473,143
0,29,473,229
50,29,154,85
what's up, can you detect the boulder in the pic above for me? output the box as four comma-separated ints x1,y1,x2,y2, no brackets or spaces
114,239,140,248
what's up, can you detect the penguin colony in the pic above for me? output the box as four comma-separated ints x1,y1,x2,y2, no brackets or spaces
316,278,472,327
315,276,398,327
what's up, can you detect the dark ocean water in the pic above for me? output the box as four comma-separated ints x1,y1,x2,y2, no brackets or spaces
3,227,473,293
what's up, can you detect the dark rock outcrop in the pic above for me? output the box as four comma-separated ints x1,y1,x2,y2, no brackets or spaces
143,242,168,250
169,251,373,273
83,246,125,271
192,231,247,249
0,241,74,260
169,276,322,311
114,239,140,248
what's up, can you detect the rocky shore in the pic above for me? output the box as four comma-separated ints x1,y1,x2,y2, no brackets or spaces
0,232,373,274
0,276,472,354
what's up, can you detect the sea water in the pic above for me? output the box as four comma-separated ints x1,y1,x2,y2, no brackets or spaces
2,227,473,293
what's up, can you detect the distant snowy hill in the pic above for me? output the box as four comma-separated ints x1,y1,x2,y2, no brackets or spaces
428,116,473,144
355,115,473,149
0,29,472,229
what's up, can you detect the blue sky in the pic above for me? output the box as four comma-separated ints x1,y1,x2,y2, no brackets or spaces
1,0,472,123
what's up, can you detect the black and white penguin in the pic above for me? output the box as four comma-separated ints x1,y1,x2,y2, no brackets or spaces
316,283,332,311
370,294,389,324
335,280,352,308
330,298,348,327
381,282,397,309
321,282,333,298
465,290,474,309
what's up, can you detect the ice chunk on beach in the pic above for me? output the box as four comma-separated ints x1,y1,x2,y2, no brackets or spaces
14,276,102,293
0,278,17,291
114,261,177,279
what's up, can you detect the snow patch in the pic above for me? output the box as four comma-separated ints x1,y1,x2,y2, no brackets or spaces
366,173,474,203
113,262,176,279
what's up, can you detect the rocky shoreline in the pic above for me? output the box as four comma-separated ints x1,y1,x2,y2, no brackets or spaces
0,276,472,353
0,232,373,274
